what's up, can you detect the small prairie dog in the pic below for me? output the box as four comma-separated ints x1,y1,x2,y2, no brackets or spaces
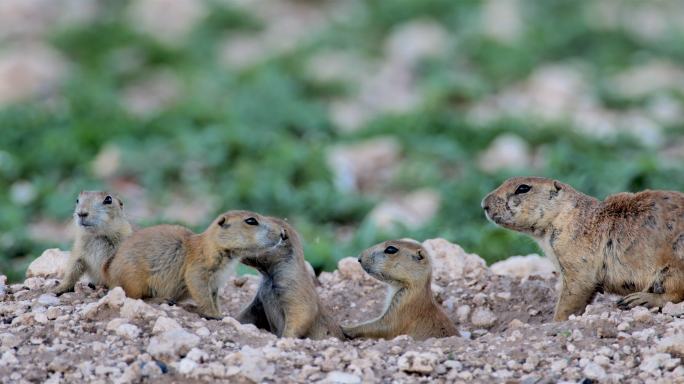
238,218,343,340
342,240,457,341
105,210,286,319
483,177,684,321
54,191,133,295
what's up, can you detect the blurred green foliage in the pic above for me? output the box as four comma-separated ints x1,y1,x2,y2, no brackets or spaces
1,0,684,282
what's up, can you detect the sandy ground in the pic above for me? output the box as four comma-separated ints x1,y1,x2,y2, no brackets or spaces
1,239,683,383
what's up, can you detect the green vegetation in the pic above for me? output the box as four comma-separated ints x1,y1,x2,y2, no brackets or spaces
1,1,683,282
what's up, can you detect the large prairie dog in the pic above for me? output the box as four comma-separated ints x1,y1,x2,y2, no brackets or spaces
482,176,684,321
104,210,286,319
341,240,457,341
238,218,343,340
54,191,133,295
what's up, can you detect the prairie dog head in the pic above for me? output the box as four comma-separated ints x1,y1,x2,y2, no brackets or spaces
205,210,286,258
481,176,570,236
358,240,431,287
240,217,302,269
74,191,126,233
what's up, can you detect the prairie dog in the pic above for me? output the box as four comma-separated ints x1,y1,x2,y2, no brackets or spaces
54,191,133,295
105,210,286,319
238,218,343,340
483,176,684,321
341,240,457,341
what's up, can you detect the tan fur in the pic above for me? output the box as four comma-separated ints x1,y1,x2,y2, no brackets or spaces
341,240,457,341
54,191,133,295
483,176,684,321
238,218,343,340
104,210,286,319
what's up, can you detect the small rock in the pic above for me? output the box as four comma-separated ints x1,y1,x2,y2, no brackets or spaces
397,351,438,374
633,308,652,323
422,239,486,280
321,371,362,384
594,355,611,367
178,358,197,375
550,359,567,372
23,277,45,290
107,318,128,331
141,361,163,377
478,134,535,173
224,346,275,382
35,294,60,307
490,254,556,279
1,350,18,365
662,301,684,317
384,19,448,66
337,258,366,281
33,312,48,324
0,333,20,349
471,307,497,328
147,330,200,360
116,324,141,339
472,293,488,306
185,348,208,363
583,362,606,380
26,249,69,278
326,137,401,193
121,298,157,319
100,287,126,309
639,353,671,374
658,334,684,356
456,305,471,323
152,317,183,334
508,319,525,329
367,189,441,231
127,0,206,47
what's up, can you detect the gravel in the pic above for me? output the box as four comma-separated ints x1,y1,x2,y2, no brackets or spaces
2,238,683,383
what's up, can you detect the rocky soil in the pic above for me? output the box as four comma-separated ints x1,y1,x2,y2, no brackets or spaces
2,239,683,383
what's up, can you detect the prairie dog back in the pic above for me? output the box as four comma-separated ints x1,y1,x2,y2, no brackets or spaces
105,211,286,319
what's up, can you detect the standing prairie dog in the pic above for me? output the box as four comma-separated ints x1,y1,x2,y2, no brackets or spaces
342,240,457,341
238,218,343,340
104,210,286,319
54,191,133,295
482,176,684,321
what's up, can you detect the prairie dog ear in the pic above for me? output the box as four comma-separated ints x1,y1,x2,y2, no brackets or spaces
413,249,425,261
553,180,563,192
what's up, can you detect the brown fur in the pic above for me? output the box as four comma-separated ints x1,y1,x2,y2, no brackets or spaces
483,177,684,321
104,211,286,319
54,191,133,295
341,240,457,341
238,218,343,340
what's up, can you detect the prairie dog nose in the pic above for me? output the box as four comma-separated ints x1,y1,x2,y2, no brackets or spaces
77,211,88,218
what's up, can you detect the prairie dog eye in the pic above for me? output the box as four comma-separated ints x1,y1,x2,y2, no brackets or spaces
384,246,399,254
103,196,113,205
514,184,531,195
244,217,259,226
76,199,79,204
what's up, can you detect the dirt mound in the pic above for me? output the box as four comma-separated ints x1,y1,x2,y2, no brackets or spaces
2,239,683,383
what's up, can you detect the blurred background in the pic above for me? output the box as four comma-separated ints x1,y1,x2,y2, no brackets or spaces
2,0,684,282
